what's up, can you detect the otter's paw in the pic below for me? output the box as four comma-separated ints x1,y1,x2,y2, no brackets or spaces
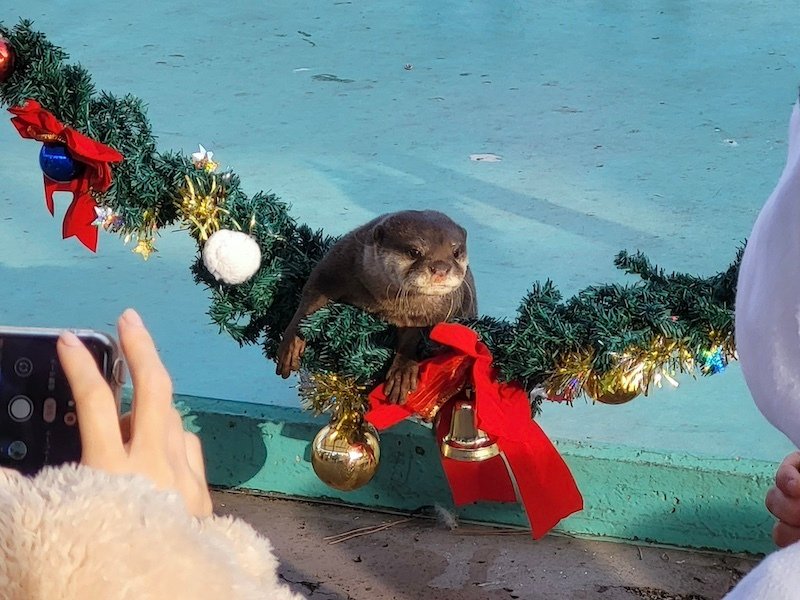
384,354,420,404
276,334,306,378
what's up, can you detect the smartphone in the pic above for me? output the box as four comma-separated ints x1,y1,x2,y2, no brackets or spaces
0,327,124,475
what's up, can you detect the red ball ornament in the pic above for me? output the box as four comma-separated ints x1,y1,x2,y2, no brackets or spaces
0,38,16,83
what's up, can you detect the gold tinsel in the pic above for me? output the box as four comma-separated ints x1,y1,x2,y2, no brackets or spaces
298,371,370,423
611,336,694,396
707,329,738,362
545,349,595,402
176,175,228,241
545,335,712,404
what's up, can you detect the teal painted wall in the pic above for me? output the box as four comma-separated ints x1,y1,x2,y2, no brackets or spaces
177,395,775,554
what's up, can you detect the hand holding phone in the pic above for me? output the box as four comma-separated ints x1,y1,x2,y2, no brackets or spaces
0,325,122,474
57,309,212,518
0,309,212,518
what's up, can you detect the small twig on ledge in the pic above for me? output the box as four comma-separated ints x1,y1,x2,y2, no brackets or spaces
324,517,414,545
456,527,530,537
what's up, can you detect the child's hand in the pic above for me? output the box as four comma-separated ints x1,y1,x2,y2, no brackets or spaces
766,451,800,547
57,308,213,518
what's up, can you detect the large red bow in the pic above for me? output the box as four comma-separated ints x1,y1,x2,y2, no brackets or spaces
9,99,123,251
366,323,583,539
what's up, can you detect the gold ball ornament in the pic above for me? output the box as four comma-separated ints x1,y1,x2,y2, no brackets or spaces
311,420,380,491
582,377,639,405
591,388,638,405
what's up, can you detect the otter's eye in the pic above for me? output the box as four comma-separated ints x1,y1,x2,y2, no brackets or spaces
407,248,422,260
453,247,464,259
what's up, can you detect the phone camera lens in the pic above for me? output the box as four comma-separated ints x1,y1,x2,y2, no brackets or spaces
14,357,33,378
8,395,33,422
7,440,27,461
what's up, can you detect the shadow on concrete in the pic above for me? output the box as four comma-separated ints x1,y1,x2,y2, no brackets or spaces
191,412,270,487
215,491,758,600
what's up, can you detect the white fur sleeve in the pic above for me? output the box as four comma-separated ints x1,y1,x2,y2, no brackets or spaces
728,99,800,599
724,541,800,599
0,464,304,600
735,100,800,447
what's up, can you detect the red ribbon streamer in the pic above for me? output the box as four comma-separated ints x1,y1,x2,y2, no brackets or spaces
366,323,583,538
9,100,123,251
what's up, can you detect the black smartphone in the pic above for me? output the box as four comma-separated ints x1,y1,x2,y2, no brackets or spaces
0,327,124,475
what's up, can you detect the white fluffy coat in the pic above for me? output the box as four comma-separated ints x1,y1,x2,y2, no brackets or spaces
724,540,800,599
0,464,304,599
729,99,800,598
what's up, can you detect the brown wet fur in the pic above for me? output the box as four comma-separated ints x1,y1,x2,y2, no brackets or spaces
276,210,477,403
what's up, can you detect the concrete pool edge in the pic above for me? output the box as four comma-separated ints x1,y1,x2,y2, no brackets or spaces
171,393,775,555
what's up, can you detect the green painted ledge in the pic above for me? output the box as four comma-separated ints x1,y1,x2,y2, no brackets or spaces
170,394,775,555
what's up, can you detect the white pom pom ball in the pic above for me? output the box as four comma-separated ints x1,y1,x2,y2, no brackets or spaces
202,229,262,285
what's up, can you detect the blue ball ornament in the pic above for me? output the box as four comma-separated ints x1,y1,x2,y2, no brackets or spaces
39,143,81,182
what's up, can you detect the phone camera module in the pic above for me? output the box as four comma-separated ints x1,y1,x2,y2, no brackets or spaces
13,357,33,378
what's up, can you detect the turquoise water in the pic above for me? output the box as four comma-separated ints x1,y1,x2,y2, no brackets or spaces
1,1,798,460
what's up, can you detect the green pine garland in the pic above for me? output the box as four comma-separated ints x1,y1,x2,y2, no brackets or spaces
0,20,740,410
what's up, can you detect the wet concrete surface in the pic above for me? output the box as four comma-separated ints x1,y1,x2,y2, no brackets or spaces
213,490,762,600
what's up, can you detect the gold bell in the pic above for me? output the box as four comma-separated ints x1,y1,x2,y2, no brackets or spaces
440,393,500,462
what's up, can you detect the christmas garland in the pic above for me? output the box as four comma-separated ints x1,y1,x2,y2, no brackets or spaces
0,21,739,417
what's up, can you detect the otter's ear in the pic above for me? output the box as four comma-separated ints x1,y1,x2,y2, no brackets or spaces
373,224,385,244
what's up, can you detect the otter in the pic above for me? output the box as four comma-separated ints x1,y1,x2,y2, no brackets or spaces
276,209,477,403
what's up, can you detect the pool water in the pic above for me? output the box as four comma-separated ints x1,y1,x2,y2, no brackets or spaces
1,0,798,461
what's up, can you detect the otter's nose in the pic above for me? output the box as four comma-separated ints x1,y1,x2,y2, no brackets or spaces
429,262,451,283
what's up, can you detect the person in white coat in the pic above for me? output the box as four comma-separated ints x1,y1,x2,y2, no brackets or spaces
0,308,304,600
728,94,800,599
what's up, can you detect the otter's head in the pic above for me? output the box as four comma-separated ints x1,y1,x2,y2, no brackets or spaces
369,210,470,296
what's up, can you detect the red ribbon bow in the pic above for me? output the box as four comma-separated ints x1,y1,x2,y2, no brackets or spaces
366,323,583,538
9,99,124,251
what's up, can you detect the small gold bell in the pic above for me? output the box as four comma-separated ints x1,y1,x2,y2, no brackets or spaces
440,392,500,462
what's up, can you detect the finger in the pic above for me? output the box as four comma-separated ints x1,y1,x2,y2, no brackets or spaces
58,332,125,462
776,453,800,497
399,369,417,405
406,366,419,392
165,408,191,471
118,309,174,447
174,426,213,518
383,376,396,401
168,409,186,450
388,382,401,405
780,451,800,470
774,521,800,548
119,412,132,444
181,432,213,518
766,486,800,526
290,350,302,372
184,431,209,486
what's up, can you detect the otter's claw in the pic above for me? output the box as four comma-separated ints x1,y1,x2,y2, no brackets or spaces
276,334,306,378
384,354,420,404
